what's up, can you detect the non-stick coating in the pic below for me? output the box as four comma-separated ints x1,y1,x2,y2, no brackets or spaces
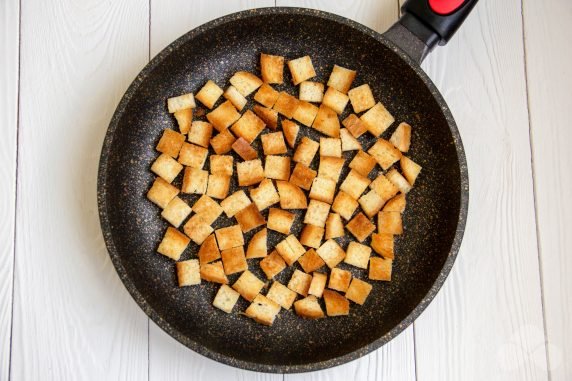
98,8,468,373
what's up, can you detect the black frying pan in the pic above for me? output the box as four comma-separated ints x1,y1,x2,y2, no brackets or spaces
98,0,475,373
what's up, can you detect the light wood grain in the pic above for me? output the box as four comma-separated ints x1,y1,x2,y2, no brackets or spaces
11,0,150,379
0,0,19,379
523,0,572,379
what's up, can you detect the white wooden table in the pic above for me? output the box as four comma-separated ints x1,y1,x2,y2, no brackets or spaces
1,0,571,379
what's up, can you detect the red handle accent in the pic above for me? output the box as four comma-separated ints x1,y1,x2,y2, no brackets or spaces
428,0,466,15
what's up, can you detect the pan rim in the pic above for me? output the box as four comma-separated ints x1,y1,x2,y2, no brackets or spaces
97,6,469,374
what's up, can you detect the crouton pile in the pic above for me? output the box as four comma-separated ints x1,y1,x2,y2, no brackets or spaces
147,53,422,326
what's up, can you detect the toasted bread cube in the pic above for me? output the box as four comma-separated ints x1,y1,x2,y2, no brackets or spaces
386,168,412,194
370,174,399,201
312,104,340,138
232,137,258,161
318,156,344,182
223,85,247,111
232,270,264,300
250,178,280,211
304,199,330,228
246,228,267,259
322,87,349,115
288,56,316,85
344,241,371,269
309,177,336,204
220,190,251,218
183,214,214,244
349,150,376,177
290,163,317,190
268,208,296,235
245,294,280,326
167,93,196,113
282,119,299,148
215,225,244,250
383,193,406,213
339,169,371,200
299,81,324,103
213,284,240,313
293,136,319,166
298,248,326,273
348,84,375,113
156,129,186,158
192,195,223,224
346,212,375,242
329,268,352,292
176,259,201,286
187,121,212,148
299,224,324,249
342,114,368,138
308,272,328,298
230,110,266,144
161,197,192,227
178,143,208,169
368,138,402,170
174,108,193,134
294,295,324,318
293,101,319,127
260,250,287,279
340,128,361,151
210,129,236,154
181,167,208,194
157,227,190,260
147,177,179,208
210,155,233,176
206,173,231,200
207,101,241,132
253,105,278,130
276,181,307,209
332,191,359,220
260,53,284,84
276,235,306,266
390,122,412,152
359,190,385,218
237,159,265,186
323,289,350,316
235,203,265,233
261,132,287,155
273,91,300,119
400,156,422,185
325,213,344,239
267,281,297,309
361,102,395,137
369,256,392,281
346,278,373,305
195,80,223,109
316,239,346,268
198,234,220,264
371,233,394,259
327,64,356,94
287,269,312,296
151,154,183,183
200,261,228,284
229,71,263,96
320,137,342,158
378,211,403,234
264,155,291,181
254,83,280,108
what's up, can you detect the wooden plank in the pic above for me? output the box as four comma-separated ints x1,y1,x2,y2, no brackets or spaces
0,0,19,378
523,0,572,379
11,0,150,379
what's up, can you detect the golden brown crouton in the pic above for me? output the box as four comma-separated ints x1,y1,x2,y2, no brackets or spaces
369,256,392,281
261,132,287,155
220,190,252,218
400,156,422,185
339,169,371,200
245,294,280,326
167,93,196,113
223,85,247,111
276,235,306,266
176,259,201,286
246,228,267,259
318,156,345,182
273,91,300,119
371,233,394,259
215,225,244,250
200,261,229,284
264,155,291,181
390,122,412,152
342,114,368,138
209,154,233,176
385,168,412,194
221,246,248,275
322,87,349,115
260,53,284,84
309,177,336,204
288,56,316,85
344,241,372,269
383,193,406,213
260,250,287,279
157,227,190,261
304,199,331,227
147,177,180,208
360,102,395,137
287,269,313,296
340,128,362,151
206,173,231,200
183,214,214,244
198,233,220,264
209,129,236,154
370,174,399,201
207,101,241,132
293,101,319,127
276,181,308,209
161,196,192,228
316,239,346,268
235,203,265,233
174,108,193,134
266,281,297,309
231,137,258,161
312,104,340,138
232,270,265,301
325,213,344,239
323,289,350,316
290,163,317,190
253,105,279,130
229,71,263,96
332,191,359,220
195,80,223,109
299,224,324,249
359,190,385,218
188,121,213,148
320,138,342,158
327,64,356,94
308,272,328,298
293,136,319,166
213,284,240,313
294,295,324,319
328,268,352,292
282,119,299,148
368,138,402,170
156,129,186,158
299,81,324,103
254,83,280,108
349,150,376,177
345,278,373,305
237,159,265,186
298,249,326,273
346,212,376,242
249,178,280,211
192,195,223,224
348,84,376,113
267,208,296,235
230,110,266,144
378,211,403,235
178,142,208,169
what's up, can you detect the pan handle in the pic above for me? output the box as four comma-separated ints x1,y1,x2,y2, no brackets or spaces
383,0,479,63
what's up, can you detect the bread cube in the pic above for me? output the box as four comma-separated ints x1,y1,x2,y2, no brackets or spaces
308,272,328,298
229,71,263,96
294,295,324,319
323,289,350,316
237,159,265,186
309,177,336,204
370,174,399,201
349,150,376,177
167,93,196,113
287,269,312,296
253,105,279,130
210,155,233,176
282,119,299,148
340,128,361,151
232,270,264,301
176,259,201,286
276,235,306,266
371,233,394,259
254,83,280,108
288,56,316,85
230,110,266,144
293,101,319,127
174,108,193,134
325,213,344,239
293,136,319,166
299,224,324,249
360,102,395,136
207,101,241,132
276,181,307,209
383,193,406,213
181,167,208,194
268,208,296,235
161,196,192,227
157,227,190,261
249,178,280,211
261,132,287,155
192,195,223,224
400,156,422,185
223,85,247,111
390,122,412,152
332,191,359,220
260,53,284,84
200,261,229,284
273,91,300,119
345,278,373,305
386,168,412,194
348,84,375,113
316,239,346,268
312,104,340,138
266,281,297,309
304,199,331,227
231,137,258,161
220,190,251,218
344,241,372,269
320,138,342,158
369,256,392,281
213,284,240,313
246,228,267,259
210,129,236,154
215,225,244,250
183,214,214,244
260,250,287,279
178,143,208,169
198,233,220,264
328,268,352,292
187,121,213,148
245,294,280,326
359,190,385,218
342,114,368,138
290,163,317,190
235,203,265,233
195,80,223,109
206,173,231,200
156,129,186,158
346,212,375,242
322,87,349,115
299,81,324,103
298,248,326,273
327,64,356,94
368,138,402,170
147,177,179,208
264,155,291,181
339,169,371,200
318,156,344,182
378,211,403,234
151,153,183,183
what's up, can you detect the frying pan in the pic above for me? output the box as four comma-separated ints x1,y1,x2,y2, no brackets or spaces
98,0,475,373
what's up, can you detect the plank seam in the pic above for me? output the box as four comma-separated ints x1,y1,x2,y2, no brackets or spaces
148,1,152,380
412,323,419,381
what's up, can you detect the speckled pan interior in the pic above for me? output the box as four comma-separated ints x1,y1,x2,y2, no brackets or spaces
98,7,468,374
